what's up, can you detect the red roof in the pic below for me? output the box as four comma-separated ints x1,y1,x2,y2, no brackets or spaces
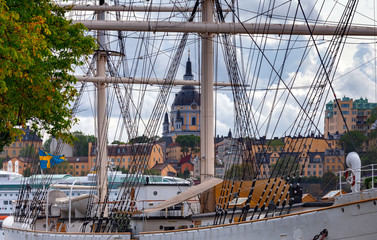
179,154,191,165
167,142,180,148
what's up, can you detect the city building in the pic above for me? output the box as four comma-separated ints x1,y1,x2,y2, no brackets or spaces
251,135,343,178
88,142,163,173
162,55,200,138
66,156,90,176
0,126,42,159
2,157,33,175
325,96,377,138
151,163,177,177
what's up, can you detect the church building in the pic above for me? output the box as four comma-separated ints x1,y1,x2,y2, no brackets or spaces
162,55,200,138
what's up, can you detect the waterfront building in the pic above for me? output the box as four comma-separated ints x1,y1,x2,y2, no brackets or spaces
325,96,377,138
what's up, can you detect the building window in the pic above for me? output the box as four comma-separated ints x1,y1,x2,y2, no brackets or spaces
123,158,125,162
192,117,196,125
341,104,349,108
342,111,349,115
19,143,22,147
308,171,311,175
82,165,85,169
76,165,79,169
117,158,120,162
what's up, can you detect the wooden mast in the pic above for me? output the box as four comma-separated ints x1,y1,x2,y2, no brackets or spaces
200,0,216,213
97,0,108,217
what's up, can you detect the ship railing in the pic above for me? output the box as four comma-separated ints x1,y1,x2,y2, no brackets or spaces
336,163,377,193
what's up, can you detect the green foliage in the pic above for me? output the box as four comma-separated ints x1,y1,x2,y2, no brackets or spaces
267,138,284,146
339,130,366,154
54,160,69,174
43,135,53,152
72,131,96,156
175,135,200,156
112,140,126,144
129,135,159,144
225,162,255,180
320,171,338,193
23,167,32,177
359,147,377,166
144,168,160,175
19,145,38,158
0,0,96,152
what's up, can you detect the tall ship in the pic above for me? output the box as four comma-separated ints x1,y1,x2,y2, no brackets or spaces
3,0,377,239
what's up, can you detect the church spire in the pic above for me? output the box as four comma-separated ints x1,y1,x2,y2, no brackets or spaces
183,50,194,80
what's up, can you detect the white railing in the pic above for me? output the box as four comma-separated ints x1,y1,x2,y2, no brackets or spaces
336,163,377,193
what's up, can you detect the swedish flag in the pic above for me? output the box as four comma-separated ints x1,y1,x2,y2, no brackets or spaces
39,149,65,169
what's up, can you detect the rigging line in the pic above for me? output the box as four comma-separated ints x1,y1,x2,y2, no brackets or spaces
222,0,338,141
297,0,358,151
280,0,360,215
261,0,295,137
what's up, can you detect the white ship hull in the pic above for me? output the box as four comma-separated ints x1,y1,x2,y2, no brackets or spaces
3,216,131,240
139,196,377,240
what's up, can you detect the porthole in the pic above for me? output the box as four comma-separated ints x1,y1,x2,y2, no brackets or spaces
153,191,158,196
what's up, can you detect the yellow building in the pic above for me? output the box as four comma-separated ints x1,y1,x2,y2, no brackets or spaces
151,163,177,177
325,96,377,138
162,56,200,138
252,136,342,178
88,142,163,173
0,127,42,159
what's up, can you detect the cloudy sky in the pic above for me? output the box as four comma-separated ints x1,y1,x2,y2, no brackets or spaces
65,0,377,143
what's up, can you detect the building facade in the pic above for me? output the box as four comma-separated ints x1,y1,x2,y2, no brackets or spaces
325,96,377,138
88,142,163,173
162,56,200,138
0,127,42,159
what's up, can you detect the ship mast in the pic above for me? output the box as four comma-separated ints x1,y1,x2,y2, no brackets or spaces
96,0,108,217
200,0,215,182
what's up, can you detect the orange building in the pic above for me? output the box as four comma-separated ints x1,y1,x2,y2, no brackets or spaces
324,149,345,173
181,162,194,174
165,142,183,162
252,136,342,178
66,156,90,176
151,163,177,177
88,142,163,173
325,96,377,138
2,157,33,175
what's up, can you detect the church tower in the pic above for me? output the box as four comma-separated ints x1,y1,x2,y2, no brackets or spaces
162,53,200,138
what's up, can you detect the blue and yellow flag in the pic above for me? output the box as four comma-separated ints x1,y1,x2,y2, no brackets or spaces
39,149,65,169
